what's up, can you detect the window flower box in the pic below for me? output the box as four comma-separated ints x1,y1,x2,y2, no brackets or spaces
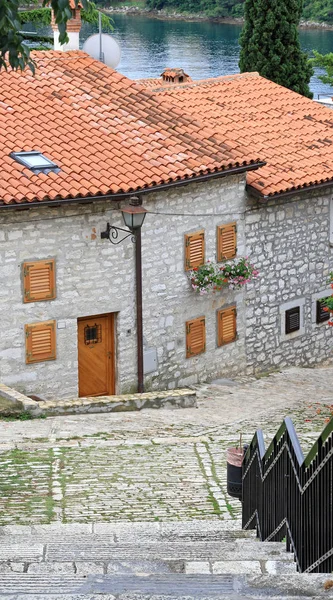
188,257,258,295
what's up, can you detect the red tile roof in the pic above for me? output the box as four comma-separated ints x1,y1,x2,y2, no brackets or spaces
152,72,333,197
0,52,260,206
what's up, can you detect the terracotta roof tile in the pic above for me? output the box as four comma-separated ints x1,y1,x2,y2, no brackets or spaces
0,52,260,205
152,71,333,196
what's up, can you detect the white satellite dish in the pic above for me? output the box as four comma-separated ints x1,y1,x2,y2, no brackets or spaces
83,33,121,69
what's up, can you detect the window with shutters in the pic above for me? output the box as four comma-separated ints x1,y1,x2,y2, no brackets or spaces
186,317,206,358
185,231,205,271
25,320,56,364
279,299,305,341
316,299,330,324
23,259,55,303
217,306,237,346
217,223,237,262
285,307,300,334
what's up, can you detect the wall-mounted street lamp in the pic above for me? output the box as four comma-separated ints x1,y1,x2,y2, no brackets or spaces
101,203,147,245
101,197,147,393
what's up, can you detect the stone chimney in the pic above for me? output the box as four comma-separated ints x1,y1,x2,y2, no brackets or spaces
52,0,82,51
161,68,190,84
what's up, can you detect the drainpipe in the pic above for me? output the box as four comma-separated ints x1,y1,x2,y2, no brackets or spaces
129,196,145,394
135,225,144,393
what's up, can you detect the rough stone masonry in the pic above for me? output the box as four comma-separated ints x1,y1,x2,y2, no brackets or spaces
0,171,331,400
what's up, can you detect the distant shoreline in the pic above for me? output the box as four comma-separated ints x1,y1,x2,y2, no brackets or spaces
104,5,333,30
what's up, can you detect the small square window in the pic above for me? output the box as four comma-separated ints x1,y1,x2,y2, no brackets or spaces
285,306,300,334
84,324,102,345
11,151,59,173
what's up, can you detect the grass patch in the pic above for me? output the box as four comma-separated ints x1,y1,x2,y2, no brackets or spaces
0,411,46,421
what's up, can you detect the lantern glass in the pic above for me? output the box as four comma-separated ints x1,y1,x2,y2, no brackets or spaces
122,207,147,231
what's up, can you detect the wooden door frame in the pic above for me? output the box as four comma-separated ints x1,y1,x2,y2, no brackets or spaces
77,312,116,397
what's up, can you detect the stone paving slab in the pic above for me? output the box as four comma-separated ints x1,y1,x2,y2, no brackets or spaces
0,366,331,526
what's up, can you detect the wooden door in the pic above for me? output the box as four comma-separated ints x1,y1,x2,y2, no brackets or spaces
78,314,115,397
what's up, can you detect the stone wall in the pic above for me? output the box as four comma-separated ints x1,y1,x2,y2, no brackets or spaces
141,174,248,391
245,189,333,373
0,174,248,399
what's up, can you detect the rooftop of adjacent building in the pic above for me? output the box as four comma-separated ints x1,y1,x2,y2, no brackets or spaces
138,70,333,199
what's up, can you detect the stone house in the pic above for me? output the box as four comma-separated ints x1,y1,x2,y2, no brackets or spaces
0,48,332,400
147,71,333,375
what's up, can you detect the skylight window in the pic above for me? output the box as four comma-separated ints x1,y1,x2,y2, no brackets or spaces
10,151,59,173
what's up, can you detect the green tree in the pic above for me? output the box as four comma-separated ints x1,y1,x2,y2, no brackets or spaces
303,0,333,23
0,0,112,71
311,50,333,86
239,0,313,98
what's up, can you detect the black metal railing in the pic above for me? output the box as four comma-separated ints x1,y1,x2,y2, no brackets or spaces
242,417,333,573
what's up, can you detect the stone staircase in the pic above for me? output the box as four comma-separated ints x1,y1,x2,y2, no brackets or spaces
0,520,331,598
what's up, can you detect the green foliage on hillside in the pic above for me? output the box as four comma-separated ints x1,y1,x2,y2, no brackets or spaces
19,3,112,29
303,0,333,23
146,0,333,23
146,0,244,17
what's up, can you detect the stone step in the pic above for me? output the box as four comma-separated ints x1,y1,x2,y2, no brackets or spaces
0,540,294,563
38,388,197,416
0,519,255,541
45,540,294,562
0,572,330,598
0,382,197,417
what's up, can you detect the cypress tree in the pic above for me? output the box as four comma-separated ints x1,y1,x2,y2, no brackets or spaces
239,0,313,98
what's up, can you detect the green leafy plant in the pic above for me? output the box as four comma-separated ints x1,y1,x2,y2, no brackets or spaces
310,51,333,87
188,257,258,295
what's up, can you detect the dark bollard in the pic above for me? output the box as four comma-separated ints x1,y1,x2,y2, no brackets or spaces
226,446,245,501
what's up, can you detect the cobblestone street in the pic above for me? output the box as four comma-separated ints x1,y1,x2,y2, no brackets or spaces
0,366,332,527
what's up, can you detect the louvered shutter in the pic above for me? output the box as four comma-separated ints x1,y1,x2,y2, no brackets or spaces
316,299,330,324
185,231,205,271
218,306,237,346
186,317,206,358
217,223,237,261
23,260,55,303
285,307,300,334
25,320,56,364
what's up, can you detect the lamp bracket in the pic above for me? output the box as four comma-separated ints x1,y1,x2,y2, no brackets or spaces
101,222,136,245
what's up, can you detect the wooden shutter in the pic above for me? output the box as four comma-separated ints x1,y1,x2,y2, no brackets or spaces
23,259,55,303
185,231,205,271
218,306,237,346
217,223,237,261
25,320,56,364
285,307,300,334
316,299,330,324
186,317,206,358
